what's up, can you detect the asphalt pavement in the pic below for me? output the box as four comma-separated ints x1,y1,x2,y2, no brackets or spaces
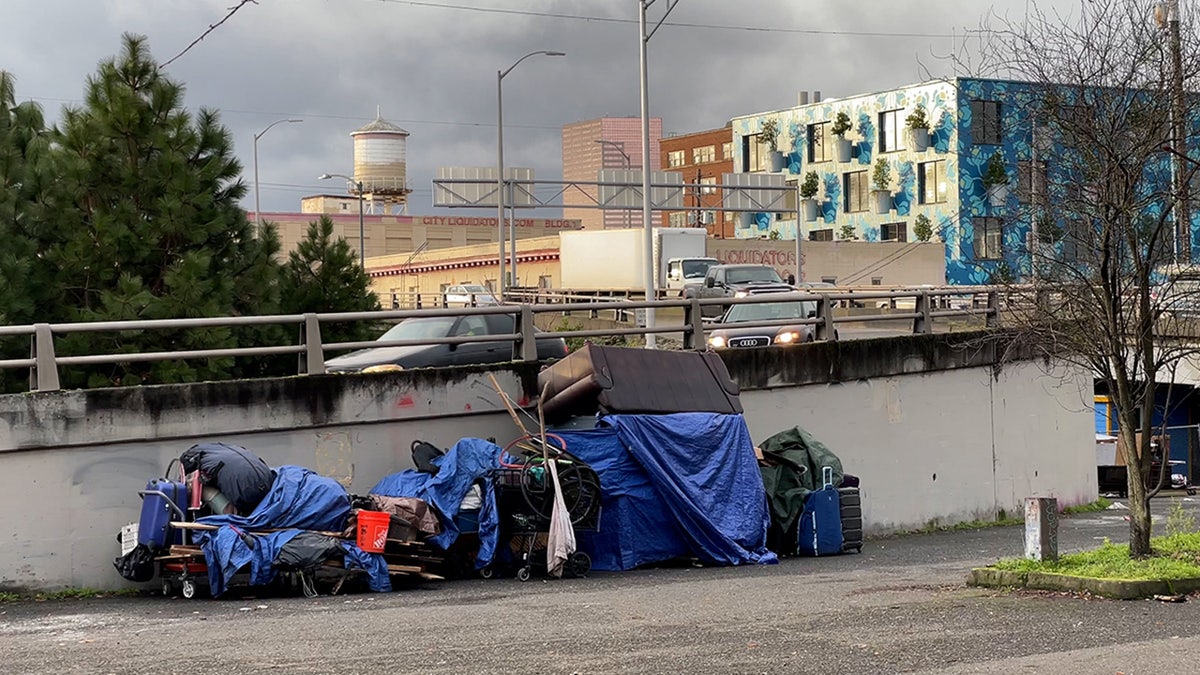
4,495,1200,674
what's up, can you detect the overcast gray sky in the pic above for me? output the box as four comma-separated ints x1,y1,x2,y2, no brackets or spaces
0,0,1079,216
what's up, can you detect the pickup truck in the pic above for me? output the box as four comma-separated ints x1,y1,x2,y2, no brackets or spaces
684,264,795,317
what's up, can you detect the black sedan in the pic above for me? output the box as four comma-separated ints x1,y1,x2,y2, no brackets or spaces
706,296,824,349
324,313,568,373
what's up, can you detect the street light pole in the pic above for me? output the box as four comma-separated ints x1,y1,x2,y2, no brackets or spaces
498,50,566,295
638,0,680,349
595,139,632,229
318,173,366,267
252,118,301,235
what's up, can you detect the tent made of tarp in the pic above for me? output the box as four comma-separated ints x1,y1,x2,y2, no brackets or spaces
555,413,776,571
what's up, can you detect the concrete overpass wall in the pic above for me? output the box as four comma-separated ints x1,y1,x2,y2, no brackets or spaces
0,332,1095,591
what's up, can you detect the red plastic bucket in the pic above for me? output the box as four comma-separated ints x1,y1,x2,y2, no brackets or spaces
356,510,390,553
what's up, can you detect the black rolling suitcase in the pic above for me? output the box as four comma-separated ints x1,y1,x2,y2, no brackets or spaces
839,487,863,553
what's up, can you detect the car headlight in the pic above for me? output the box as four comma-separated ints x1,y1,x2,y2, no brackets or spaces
708,335,726,349
774,331,800,344
734,291,749,298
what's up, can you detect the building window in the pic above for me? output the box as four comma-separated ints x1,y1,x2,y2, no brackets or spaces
971,100,1002,145
743,134,767,172
821,276,837,285
668,211,688,227
808,122,831,163
871,277,883,285
667,150,687,168
881,222,908,242
809,228,834,241
693,145,716,164
1017,160,1048,204
879,109,904,153
722,141,734,160
973,217,1003,260
699,176,717,195
844,170,869,213
918,160,948,204
538,275,552,289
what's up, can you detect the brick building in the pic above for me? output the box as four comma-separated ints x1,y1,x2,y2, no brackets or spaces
659,123,735,238
561,117,662,230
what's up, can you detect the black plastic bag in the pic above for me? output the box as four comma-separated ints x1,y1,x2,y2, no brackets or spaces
274,532,345,572
114,544,156,583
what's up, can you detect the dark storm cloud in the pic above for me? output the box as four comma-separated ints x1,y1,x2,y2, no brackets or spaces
1,0,1075,214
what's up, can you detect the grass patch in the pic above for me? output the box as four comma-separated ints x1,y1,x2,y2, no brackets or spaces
991,533,1200,581
909,512,1023,534
0,587,140,602
1062,497,1112,515
0,592,20,603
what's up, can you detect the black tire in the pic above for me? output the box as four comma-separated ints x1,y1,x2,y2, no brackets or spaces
181,580,197,599
840,505,862,520
569,552,592,578
479,566,494,580
841,517,863,531
516,567,532,583
161,579,174,597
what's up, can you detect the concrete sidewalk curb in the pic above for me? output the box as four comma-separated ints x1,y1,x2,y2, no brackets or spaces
968,567,1200,600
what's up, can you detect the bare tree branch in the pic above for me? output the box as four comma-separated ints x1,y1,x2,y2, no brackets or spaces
160,0,259,70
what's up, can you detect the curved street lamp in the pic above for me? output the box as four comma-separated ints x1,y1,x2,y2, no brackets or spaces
497,50,565,293
253,118,302,233
595,139,632,230
318,172,366,267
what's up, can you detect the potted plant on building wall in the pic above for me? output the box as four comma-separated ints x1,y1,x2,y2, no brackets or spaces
871,158,892,215
800,171,820,222
983,151,1009,208
760,118,786,172
832,111,854,162
906,103,931,152
838,224,857,241
913,213,933,242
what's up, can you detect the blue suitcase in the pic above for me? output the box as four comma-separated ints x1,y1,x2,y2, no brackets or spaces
137,479,187,551
798,467,843,556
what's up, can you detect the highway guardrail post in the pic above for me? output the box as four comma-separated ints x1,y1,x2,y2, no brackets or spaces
914,292,932,334
300,314,325,375
986,291,1000,328
685,297,705,351
519,305,538,362
31,323,60,392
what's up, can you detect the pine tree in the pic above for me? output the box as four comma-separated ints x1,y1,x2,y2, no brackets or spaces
281,216,382,349
37,34,281,387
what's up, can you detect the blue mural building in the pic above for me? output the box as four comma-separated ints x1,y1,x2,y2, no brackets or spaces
730,77,1200,286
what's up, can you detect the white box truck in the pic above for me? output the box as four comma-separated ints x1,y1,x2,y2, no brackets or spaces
558,228,717,294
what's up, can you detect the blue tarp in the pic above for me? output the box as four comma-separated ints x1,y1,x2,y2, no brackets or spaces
370,437,502,568
193,465,386,596
557,413,776,571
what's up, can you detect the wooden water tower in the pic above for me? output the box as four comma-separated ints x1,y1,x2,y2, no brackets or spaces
350,110,412,214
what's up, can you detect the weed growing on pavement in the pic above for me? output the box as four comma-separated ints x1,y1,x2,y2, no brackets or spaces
1165,501,1198,537
991,533,1200,581
1062,497,1112,515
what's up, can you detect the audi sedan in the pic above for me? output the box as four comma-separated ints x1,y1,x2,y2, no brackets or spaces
706,296,821,350
324,313,568,372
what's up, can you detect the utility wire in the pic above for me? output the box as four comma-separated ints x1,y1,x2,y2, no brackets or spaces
367,0,978,39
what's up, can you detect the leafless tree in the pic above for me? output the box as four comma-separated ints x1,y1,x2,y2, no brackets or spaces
956,0,1200,556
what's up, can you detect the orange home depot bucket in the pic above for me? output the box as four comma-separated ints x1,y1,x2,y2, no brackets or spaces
356,510,390,553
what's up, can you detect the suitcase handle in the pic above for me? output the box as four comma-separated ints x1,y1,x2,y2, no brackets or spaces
137,490,187,521
822,466,834,489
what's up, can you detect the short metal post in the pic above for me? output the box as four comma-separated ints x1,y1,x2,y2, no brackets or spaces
299,313,325,375
685,297,706,351
31,323,60,392
914,292,932,334
986,291,1001,328
519,305,538,362
816,296,836,341
1024,497,1058,561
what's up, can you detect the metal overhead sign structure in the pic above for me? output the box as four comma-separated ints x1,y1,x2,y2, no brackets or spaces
433,167,802,286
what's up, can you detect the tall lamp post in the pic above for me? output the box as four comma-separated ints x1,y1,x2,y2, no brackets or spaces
498,49,565,294
318,173,366,267
595,139,633,230
639,0,680,349
253,118,302,233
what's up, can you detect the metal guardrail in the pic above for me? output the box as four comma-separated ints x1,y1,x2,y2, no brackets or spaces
4,286,1002,392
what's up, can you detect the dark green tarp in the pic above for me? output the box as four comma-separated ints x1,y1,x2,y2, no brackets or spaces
758,426,843,551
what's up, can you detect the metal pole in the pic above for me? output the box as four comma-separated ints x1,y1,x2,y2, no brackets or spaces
497,68,507,295
509,201,518,286
639,1,656,348
252,118,301,236
1170,0,1189,263
794,182,803,283
357,179,365,267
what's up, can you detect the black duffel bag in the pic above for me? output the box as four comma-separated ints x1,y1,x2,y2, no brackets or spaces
180,442,274,515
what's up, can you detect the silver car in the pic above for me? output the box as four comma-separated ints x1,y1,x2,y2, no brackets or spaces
444,284,501,307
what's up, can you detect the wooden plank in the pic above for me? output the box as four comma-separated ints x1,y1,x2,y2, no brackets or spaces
386,564,424,574
417,572,445,581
